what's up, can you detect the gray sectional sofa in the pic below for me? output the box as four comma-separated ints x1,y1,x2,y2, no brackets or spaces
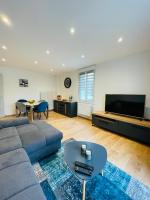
0,117,63,200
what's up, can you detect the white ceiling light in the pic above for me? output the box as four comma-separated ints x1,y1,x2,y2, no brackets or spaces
2,45,7,50
46,50,50,55
62,64,65,67
1,58,6,62
117,37,123,43
34,60,38,64
81,54,85,58
70,27,75,35
0,14,12,27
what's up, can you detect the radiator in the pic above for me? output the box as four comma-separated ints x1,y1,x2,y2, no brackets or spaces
78,102,92,118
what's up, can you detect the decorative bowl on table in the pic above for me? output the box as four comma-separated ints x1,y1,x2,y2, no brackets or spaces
28,100,35,104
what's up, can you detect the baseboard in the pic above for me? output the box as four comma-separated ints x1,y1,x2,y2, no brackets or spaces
48,109,54,112
78,114,92,120
1,114,16,118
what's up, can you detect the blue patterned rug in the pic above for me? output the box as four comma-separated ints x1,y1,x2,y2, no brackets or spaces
33,140,150,200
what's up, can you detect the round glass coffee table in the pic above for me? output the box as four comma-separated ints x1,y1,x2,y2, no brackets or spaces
64,140,107,200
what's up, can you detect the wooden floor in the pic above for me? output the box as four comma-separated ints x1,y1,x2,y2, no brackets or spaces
44,112,150,186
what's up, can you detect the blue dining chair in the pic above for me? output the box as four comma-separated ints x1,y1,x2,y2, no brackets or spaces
16,99,30,117
17,99,27,103
33,101,49,119
16,102,28,117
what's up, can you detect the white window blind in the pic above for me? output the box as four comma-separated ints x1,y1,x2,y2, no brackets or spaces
79,70,95,103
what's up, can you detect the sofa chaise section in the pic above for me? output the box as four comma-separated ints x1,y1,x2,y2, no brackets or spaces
17,120,63,163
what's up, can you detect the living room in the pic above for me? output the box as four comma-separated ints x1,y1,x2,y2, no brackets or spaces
0,0,150,200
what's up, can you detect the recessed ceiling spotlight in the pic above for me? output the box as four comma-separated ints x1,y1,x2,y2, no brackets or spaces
0,14,12,27
117,37,123,43
2,45,7,50
34,60,38,64
62,64,65,67
46,50,50,55
81,54,85,58
50,69,54,72
1,58,6,62
70,27,75,35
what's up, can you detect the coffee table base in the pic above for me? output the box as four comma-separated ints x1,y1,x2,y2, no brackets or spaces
82,180,86,200
82,170,103,200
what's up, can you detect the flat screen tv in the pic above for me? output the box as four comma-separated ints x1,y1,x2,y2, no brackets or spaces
105,94,146,118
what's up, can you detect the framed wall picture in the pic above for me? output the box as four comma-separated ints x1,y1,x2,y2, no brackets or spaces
19,79,28,87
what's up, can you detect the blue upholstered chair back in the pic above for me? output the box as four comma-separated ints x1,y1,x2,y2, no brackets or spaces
35,101,49,112
18,99,27,103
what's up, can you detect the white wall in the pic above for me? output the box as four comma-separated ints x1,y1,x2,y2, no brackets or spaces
56,50,150,119
0,66,56,115
56,71,78,102
0,74,4,116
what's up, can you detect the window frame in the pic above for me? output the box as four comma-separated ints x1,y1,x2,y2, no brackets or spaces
78,69,95,104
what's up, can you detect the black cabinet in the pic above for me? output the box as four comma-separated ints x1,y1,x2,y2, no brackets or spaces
92,113,150,146
54,100,77,117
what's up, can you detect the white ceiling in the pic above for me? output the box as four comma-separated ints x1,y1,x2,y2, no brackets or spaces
0,0,150,74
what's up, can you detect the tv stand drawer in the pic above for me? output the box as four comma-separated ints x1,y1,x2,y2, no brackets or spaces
92,115,117,132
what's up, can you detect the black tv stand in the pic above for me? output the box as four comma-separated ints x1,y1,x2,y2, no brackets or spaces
92,112,150,146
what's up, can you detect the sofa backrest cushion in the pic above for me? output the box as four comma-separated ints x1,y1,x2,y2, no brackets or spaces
0,117,29,129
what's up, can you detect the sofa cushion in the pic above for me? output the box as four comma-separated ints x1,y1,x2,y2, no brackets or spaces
0,148,29,170
0,127,18,139
8,184,46,200
0,117,29,129
0,127,22,154
32,121,63,145
0,135,22,155
0,162,38,200
17,124,46,154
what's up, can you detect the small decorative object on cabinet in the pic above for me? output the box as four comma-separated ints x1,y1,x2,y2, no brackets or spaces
69,96,73,102
57,95,62,101
54,100,77,117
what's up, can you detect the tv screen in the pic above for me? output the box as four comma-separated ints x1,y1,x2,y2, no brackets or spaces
105,94,146,118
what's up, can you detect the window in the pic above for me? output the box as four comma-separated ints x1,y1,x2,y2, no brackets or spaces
79,70,95,103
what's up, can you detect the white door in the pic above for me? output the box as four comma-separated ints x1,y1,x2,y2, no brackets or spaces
0,74,4,116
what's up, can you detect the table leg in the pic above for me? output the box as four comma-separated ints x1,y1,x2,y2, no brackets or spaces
99,169,104,176
82,179,86,200
29,106,33,122
16,107,18,117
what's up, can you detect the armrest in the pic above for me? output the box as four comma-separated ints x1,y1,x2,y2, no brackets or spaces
0,117,29,129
